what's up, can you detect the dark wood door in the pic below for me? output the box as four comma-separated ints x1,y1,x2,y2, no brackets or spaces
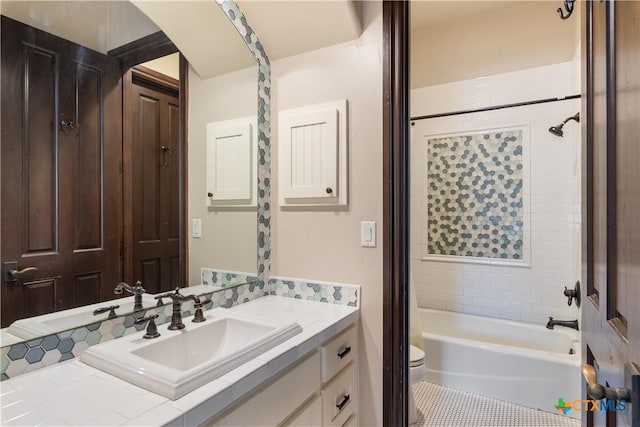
582,1,639,426
131,77,180,294
1,16,123,327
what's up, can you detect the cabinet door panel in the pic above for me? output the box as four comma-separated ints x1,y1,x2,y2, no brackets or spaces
212,352,321,427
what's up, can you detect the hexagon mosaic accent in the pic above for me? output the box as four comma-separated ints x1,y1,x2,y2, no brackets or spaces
217,0,271,294
269,277,360,308
426,128,525,260
201,268,257,287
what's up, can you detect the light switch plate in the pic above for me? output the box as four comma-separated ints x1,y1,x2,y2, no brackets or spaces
192,218,202,238
361,221,376,248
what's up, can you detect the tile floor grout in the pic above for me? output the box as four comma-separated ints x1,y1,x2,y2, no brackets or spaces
413,381,581,427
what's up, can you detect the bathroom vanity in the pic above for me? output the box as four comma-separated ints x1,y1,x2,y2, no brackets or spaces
211,324,358,426
0,296,359,426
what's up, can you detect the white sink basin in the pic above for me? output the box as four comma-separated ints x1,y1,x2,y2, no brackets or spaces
80,309,302,399
7,294,157,339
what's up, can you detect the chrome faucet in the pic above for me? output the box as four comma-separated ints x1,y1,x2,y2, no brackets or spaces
546,317,579,331
155,287,206,330
114,281,146,311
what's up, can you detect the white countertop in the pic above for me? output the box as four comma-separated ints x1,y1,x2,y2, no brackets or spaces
0,296,359,427
0,329,23,347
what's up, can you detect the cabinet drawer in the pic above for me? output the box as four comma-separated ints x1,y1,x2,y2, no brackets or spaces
342,413,357,426
321,362,357,427
213,351,321,426
321,325,356,382
283,395,321,427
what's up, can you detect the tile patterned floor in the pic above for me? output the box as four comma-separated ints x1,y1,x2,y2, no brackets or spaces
413,382,581,427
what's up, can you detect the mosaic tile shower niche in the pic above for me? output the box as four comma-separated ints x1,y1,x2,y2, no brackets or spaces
426,127,528,264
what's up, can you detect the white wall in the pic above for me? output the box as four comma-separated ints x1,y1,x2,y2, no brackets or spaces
188,66,259,283
410,1,580,89
411,62,581,325
140,53,180,81
270,3,383,425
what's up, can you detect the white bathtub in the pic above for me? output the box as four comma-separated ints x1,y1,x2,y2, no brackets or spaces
418,308,581,418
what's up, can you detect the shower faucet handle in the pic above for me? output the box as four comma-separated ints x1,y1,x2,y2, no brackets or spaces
563,281,581,307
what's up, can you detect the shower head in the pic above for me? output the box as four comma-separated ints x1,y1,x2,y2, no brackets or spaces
549,112,580,138
548,124,565,137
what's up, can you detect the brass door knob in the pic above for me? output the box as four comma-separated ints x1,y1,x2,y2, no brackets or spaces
581,364,631,401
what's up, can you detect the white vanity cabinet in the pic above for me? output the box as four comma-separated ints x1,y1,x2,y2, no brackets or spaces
208,324,358,427
316,325,358,427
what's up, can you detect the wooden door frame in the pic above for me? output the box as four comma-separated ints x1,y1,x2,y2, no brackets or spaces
382,2,410,426
109,33,188,288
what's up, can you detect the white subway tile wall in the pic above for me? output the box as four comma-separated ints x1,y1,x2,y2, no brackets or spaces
411,62,581,324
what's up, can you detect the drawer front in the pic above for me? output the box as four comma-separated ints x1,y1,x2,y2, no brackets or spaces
321,325,356,383
342,413,357,427
284,395,321,427
213,351,321,426
321,362,357,427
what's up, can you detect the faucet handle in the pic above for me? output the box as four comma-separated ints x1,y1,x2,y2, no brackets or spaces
562,281,581,307
134,280,146,293
192,302,207,323
135,314,160,339
155,289,178,301
93,305,120,319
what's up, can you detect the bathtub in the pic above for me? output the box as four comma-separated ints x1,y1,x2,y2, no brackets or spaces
418,308,581,419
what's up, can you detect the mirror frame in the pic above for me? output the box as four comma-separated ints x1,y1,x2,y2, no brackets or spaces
216,0,271,291
0,0,271,381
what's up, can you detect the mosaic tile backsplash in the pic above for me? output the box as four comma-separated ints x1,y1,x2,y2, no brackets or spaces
269,277,360,308
201,268,257,287
427,128,524,260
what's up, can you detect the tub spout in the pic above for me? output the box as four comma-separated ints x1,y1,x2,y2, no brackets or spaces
546,317,579,330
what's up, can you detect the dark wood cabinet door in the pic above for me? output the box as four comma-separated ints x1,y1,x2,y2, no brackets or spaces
131,80,180,294
581,1,640,426
1,16,122,327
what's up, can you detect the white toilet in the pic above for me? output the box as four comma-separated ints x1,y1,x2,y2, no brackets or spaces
409,345,427,425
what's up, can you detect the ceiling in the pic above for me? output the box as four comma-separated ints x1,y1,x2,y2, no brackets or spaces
0,1,160,53
1,0,566,83
130,1,255,79
410,1,523,31
237,0,361,61
1,1,363,79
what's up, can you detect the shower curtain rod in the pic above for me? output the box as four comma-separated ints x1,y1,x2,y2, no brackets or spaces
410,94,581,122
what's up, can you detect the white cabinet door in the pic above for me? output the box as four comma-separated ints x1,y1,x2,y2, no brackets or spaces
206,118,256,207
278,100,348,207
280,109,337,199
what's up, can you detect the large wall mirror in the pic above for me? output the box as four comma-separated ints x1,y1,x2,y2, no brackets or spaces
0,1,262,347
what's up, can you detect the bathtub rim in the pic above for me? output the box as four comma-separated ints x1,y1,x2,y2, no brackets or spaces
417,307,581,364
